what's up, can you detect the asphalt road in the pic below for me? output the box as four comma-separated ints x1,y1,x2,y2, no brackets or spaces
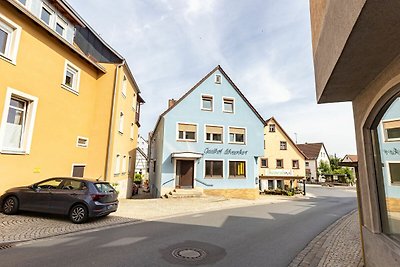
0,185,357,267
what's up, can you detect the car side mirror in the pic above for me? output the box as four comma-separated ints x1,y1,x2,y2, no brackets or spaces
31,184,39,191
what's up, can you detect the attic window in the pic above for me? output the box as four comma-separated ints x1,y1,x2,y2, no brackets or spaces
215,74,222,84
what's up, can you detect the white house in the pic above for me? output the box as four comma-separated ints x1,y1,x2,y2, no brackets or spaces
297,143,330,182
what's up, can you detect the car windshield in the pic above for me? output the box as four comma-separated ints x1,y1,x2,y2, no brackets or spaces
94,183,115,193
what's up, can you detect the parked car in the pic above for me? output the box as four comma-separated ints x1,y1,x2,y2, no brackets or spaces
0,177,119,223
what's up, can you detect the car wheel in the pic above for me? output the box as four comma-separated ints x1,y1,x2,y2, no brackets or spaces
2,196,19,215
69,204,88,224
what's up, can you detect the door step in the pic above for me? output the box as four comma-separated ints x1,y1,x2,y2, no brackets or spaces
163,189,203,198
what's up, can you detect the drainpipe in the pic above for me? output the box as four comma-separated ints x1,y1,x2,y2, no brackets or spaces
104,60,125,180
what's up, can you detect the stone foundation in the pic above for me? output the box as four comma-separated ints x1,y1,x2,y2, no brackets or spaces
203,188,259,200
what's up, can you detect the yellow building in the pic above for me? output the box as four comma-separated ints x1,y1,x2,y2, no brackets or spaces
0,0,143,198
259,117,306,191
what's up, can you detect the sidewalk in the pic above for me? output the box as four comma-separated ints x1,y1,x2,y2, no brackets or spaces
289,210,363,267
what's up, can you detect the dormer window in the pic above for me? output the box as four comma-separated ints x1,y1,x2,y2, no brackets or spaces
40,3,53,26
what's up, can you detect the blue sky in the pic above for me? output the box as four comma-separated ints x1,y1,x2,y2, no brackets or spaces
69,0,356,157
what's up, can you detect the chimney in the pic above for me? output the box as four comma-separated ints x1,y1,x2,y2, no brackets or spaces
168,99,176,108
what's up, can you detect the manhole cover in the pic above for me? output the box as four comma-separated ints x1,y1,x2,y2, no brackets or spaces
172,248,207,261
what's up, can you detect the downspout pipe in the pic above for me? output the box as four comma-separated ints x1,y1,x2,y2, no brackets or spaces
104,60,125,180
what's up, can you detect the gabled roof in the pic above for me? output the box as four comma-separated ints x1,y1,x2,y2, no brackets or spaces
342,154,358,162
152,65,265,133
265,117,307,159
297,142,329,160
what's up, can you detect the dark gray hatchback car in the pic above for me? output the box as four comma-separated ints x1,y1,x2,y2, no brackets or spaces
0,177,119,223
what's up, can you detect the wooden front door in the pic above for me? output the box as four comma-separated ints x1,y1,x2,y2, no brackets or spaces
177,160,194,188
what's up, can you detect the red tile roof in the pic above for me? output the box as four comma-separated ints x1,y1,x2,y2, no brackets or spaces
297,143,325,160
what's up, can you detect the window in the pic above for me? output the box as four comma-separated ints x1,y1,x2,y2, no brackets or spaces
269,124,276,132
62,180,86,190
388,163,400,184
18,0,27,5
215,74,222,84
229,127,245,144
119,112,124,133
72,165,85,178
223,98,234,113
276,159,284,168
121,75,127,97
62,61,80,94
268,180,274,189
37,178,63,189
40,3,53,26
229,161,246,178
55,16,67,37
205,160,223,178
280,141,287,150
178,123,197,141
130,122,134,139
383,120,400,142
114,154,120,174
305,162,310,167
201,95,213,111
205,125,223,143
261,158,268,168
292,160,299,169
276,180,283,189
0,14,21,64
0,88,38,154
76,136,89,148
122,155,127,174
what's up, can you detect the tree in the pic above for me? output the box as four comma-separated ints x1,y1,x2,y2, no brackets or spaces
318,160,331,175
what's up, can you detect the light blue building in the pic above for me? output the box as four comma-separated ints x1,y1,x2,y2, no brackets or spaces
149,66,265,199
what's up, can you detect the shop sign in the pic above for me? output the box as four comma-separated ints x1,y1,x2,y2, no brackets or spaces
204,147,248,156
383,147,400,156
267,169,293,176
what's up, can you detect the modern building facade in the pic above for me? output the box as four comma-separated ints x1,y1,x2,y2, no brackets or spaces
259,117,306,191
0,0,143,198
149,66,265,199
297,142,330,182
310,0,400,265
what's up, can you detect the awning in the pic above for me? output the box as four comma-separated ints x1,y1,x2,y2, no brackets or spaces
171,152,203,159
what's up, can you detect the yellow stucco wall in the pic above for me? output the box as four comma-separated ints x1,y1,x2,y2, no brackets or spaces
259,118,305,185
106,65,140,198
0,3,140,196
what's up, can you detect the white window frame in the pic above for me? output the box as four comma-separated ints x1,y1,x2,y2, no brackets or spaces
204,124,224,143
222,97,235,113
122,155,127,174
228,159,247,178
381,118,400,142
269,124,276,132
40,2,55,27
176,122,198,142
118,111,124,134
0,14,22,65
121,75,127,98
61,60,81,94
280,141,287,150
0,88,39,154
201,94,213,111
114,154,121,175
55,15,68,38
71,163,86,177
215,74,222,84
76,136,89,148
204,159,224,178
16,0,32,8
228,126,246,145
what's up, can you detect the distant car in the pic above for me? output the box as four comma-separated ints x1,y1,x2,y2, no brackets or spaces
0,177,118,224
